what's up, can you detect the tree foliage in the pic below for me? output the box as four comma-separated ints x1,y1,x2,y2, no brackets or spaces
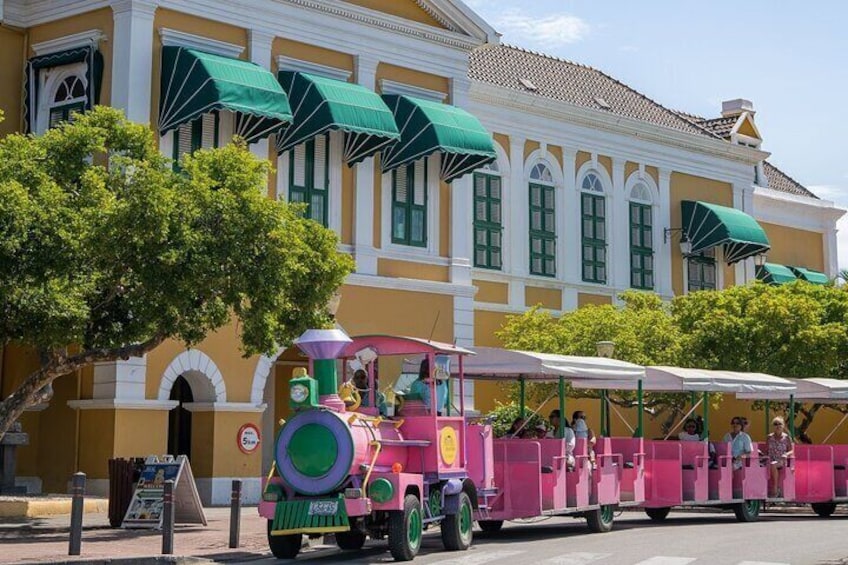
496,284,848,436
0,107,354,438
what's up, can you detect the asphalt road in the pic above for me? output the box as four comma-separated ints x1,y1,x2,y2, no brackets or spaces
265,509,848,565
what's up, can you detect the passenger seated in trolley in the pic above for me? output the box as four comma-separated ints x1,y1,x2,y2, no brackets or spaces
408,357,449,415
572,410,597,467
722,416,753,470
766,417,794,498
352,368,387,416
678,418,701,441
546,409,576,470
506,417,527,438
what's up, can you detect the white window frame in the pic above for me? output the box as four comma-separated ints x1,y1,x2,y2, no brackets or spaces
683,246,725,294
576,162,613,286
36,62,88,135
624,171,661,291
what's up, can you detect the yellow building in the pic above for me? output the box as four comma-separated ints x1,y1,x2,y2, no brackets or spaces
0,0,842,502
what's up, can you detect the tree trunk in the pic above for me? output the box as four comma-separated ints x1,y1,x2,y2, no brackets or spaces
0,334,165,441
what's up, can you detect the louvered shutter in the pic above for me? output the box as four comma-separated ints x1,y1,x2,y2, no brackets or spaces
200,113,217,149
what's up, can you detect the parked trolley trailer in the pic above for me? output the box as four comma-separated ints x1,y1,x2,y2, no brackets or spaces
569,367,796,523
459,347,645,534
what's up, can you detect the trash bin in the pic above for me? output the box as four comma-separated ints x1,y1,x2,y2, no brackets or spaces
107,457,144,527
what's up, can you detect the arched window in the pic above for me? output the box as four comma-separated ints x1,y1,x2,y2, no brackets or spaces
473,162,503,270
580,172,606,283
529,162,556,276
628,182,654,289
43,67,88,130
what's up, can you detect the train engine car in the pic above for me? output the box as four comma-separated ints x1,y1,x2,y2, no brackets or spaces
259,330,477,561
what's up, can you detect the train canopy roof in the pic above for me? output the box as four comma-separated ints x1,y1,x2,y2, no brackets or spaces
458,347,645,382
340,335,474,358
569,366,796,393
736,377,848,402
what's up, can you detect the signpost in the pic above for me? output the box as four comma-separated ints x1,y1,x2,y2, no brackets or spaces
237,423,261,454
122,455,206,529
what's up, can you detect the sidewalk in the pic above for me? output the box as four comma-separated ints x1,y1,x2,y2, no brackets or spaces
0,506,277,564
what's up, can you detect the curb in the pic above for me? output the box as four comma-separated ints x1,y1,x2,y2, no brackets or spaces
26,558,213,565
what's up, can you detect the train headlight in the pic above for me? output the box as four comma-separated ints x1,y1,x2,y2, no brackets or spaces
290,384,309,403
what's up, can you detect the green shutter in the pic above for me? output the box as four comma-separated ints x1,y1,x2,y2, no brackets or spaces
392,160,427,247
629,202,654,289
529,183,555,277
473,173,502,270
289,136,329,227
687,250,716,292
581,193,606,283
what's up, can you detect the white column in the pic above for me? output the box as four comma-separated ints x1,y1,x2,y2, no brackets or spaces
611,157,627,293
732,182,751,284
508,137,526,308
353,55,379,274
561,147,579,310
450,174,473,285
657,168,673,298
110,0,158,124
825,227,839,278
248,28,275,162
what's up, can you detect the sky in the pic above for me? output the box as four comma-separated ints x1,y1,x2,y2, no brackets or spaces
463,0,848,268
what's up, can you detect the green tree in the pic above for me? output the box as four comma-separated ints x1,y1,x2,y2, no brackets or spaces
673,281,848,437
0,107,354,439
497,291,692,434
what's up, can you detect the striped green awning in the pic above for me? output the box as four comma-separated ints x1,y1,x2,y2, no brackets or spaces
276,72,400,165
682,200,770,264
381,94,496,183
756,263,797,285
159,46,292,144
790,266,829,285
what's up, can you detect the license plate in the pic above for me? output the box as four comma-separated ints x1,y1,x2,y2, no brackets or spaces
308,500,339,516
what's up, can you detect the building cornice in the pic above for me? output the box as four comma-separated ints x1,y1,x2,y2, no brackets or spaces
159,27,244,57
68,399,179,410
753,186,846,231
345,273,475,299
469,81,770,167
276,56,351,81
30,28,105,55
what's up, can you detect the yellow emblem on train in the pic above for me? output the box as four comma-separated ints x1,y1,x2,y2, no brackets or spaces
439,426,458,465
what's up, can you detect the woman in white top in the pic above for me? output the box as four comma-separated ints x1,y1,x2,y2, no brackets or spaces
545,409,576,468
678,418,701,441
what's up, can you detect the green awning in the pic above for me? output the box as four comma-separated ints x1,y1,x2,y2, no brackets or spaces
275,72,400,165
380,94,496,183
756,263,797,285
682,200,770,264
790,266,829,285
159,46,292,144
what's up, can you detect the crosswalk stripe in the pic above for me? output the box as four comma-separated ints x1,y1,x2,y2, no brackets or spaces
737,562,791,565
542,552,611,565
632,558,696,565
426,549,526,565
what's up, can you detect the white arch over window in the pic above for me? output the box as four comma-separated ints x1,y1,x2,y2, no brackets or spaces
575,161,613,195
523,148,563,187
37,61,88,134
158,349,226,402
250,347,286,404
624,170,660,204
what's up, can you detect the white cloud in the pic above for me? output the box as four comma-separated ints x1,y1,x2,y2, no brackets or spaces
493,10,590,48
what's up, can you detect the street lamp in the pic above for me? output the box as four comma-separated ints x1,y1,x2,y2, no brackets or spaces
595,341,615,358
753,253,767,267
595,341,615,436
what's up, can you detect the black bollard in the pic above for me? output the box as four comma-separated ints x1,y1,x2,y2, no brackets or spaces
68,472,86,555
229,479,242,548
162,479,175,555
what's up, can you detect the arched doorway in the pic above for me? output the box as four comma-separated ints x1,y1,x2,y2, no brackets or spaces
168,376,194,459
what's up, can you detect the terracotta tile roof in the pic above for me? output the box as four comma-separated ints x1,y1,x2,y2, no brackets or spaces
468,44,715,137
695,116,737,140
762,161,818,199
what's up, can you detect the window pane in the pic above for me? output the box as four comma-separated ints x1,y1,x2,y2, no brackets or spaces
583,265,593,280
631,227,640,245
411,209,425,243
643,207,652,226
583,245,593,259
583,219,593,239
631,206,640,223
531,210,542,231
645,273,654,288
530,185,541,206
544,239,555,256
644,229,653,248
597,248,606,263
491,230,501,248
596,220,606,240
475,174,486,197
545,259,555,275
644,255,653,270
582,193,591,211
544,189,554,209
393,207,406,240
531,238,542,254
475,200,486,222
632,272,640,288
544,212,554,232
597,267,606,282
491,178,501,200
491,250,502,269
595,197,605,218
310,194,324,224
532,257,542,273
475,249,486,266
491,202,501,224
476,229,487,246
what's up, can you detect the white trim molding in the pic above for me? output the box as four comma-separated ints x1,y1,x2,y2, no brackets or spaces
276,55,351,81
68,399,179,410
380,79,447,102
251,347,287,405
158,27,244,58
30,28,105,56
182,402,267,413
345,272,476,299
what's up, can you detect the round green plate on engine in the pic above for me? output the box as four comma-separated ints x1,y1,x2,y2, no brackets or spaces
287,423,338,477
